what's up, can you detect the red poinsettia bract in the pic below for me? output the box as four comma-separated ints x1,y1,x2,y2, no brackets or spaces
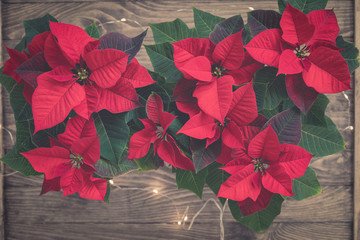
172,30,262,123
217,125,313,215
128,93,194,170
22,116,107,201
32,22,154,132
178,81,258,148
245,3,351,112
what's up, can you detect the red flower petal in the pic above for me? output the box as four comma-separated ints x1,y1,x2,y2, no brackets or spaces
21,146,69,179
28,31,51,56
280,3,315,45
216,143,233,165
58,115,96,149
41,177,61,195
228,81,258,126
262,165,293,196
238,187,274,216
44,33,73,69
128,122,157,159
304,46,351,93
178,56,212,82
307,9,339,45
248,125,280,162
193,75,233,123
96,78,140,113
173,78,200,117
49,22,96,66
217,164,261,201
212,30,245,70
222,121,244,149
83,49,128,88
286,74,319,113
245,29,284,68
78,177,108,201
73,85,99,120
71,136,100,165
32,76,85,132
122,58,155,88
146,93,176,132
61,167,90,197
229,52,264,85
172,38,213,62
178,111,217,139
168,136,195,171
221,157,253,175
278,143,313,179
278,49,303,75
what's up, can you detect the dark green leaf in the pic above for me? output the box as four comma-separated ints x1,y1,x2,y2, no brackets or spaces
278,0,328,14
336,35,360,74
145,43,183,83
23,14,58,44
149,18,197,44
193,7,224,38
9,85,33,121
190,139,222,173
206,162,229,204
175,167,208,199
292,167,322,200
299,116,345,157
209,15,244,45
229,194,284,232
253,67,288,111
136,83,170,110
93,110,129,164
167,117,191,155
85,22,100,39
302,94,329,127
0,72,17,93
135,145,164,171
104,181,111,204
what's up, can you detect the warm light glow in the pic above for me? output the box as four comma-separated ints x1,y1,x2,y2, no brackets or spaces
177,221,182,225
184,216,188,221
249,7,255,10
109,180,114,185
153,189,159,194
120,18,127,22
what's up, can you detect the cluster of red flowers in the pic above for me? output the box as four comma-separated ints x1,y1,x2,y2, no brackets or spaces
2,3,350,215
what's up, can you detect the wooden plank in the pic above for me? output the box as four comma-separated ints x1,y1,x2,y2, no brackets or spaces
4,222,352,240
354,0,360,239
4,167,353,224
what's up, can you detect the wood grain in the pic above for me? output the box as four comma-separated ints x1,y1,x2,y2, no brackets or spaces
0,1,5,239
0,0,355,239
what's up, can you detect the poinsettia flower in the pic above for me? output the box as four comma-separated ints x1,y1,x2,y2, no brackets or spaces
237,187,274,216
22,115,107,201
172,30,262,122
217,125,313,202
3,31,51,105
32,22,154,132
245,3,350,112
178,81,258,148
128,93,194,171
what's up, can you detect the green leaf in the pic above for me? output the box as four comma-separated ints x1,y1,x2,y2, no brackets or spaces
136,83,170,110
149,18,198,44
145,43,183,83
175,167,208,199
299,116,345,157
206,162,229,204
104,181,111,204
85,22,100,39
0,72,17,93
292,167,322,200
94,150,138,178
278,0,328,14
209,15,244,45
1,120,40,176
167,117,191,155
247,10,281,37
23,14,58,44
253,67,288,111
336,35,360,74
193,7,224,38
229,194,284,232
93,110,129,164
191,139,221,173
302,94,329,127
135,145,164,171
9,84,33,121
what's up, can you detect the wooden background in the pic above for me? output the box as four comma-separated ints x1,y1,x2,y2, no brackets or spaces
0,0,356,239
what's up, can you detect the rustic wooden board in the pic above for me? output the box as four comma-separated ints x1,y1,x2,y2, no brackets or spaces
0,0,355,239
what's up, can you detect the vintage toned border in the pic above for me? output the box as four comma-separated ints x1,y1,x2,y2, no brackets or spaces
0,1,5,239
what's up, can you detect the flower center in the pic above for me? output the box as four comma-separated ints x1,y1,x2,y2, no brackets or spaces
155,126,168,141
212,64,227,78
252,158,269,174
73,63,94,86
70,154,84,169
294,44,310,59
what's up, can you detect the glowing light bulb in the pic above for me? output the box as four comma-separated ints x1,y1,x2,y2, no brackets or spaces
109,180,114,185
184,216,188,221
177,221,182,225
153,189,159,194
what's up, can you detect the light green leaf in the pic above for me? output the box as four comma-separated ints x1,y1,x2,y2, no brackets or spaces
278,0,328,14
85,22,100,39
193,7,224,38
299,116,345,157
292,167,322,200
302,94,329,127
